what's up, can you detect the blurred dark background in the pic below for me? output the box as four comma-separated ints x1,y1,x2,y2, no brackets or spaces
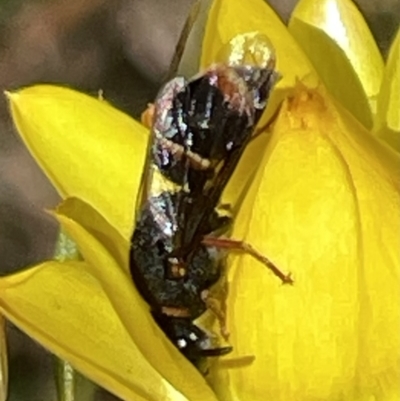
0,0,398,400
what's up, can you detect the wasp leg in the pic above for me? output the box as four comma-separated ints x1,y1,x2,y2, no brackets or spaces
202,236,293,285
217,355,256,369
141,103,155,128
157,136,212,171
201,289,230,341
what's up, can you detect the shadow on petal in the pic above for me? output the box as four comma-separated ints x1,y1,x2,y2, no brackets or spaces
375,29,400,152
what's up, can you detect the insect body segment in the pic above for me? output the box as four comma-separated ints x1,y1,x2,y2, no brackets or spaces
130,34,282,369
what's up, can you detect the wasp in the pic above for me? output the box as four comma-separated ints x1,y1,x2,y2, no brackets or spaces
130,33,292,370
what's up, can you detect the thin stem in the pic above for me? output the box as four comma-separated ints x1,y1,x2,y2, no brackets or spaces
53,229,96,401
0,316,8,401
55,360,76,401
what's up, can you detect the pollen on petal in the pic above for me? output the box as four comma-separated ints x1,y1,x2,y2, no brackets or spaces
289,0,384,129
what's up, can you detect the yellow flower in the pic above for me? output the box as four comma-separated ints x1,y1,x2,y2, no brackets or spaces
375,29,400,151
1,0,399,401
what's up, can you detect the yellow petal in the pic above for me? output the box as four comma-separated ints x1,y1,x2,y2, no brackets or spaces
56,197,129,273
213,86,400,400
201,0,317,122
289,0,384,129
6,85,148,240
0,261,191,401
375,29,400,151
53,212,218,401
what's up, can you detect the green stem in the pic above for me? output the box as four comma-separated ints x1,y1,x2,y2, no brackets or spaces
0,316,8,401
55,360,76,401
53,229,96,401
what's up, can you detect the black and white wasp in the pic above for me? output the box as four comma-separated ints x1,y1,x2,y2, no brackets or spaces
130,33,292,370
